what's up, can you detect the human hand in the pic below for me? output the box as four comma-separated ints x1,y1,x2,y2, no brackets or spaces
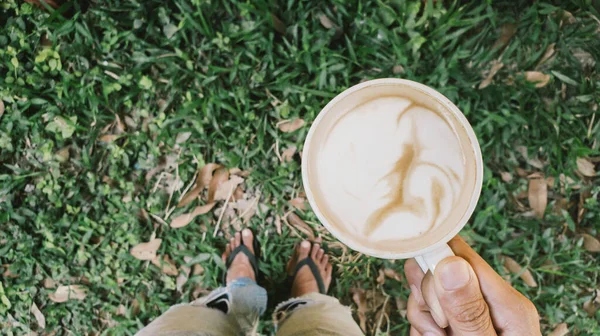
403,236,541,336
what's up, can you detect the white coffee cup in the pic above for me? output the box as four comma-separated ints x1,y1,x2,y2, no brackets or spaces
302,78,483,275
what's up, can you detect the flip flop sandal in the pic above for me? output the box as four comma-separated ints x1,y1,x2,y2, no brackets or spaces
223,229,261,284
287,242,329,295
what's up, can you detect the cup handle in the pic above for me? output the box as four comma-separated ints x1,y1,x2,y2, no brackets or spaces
414,244,454,328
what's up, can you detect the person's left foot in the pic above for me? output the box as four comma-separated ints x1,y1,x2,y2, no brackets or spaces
221,229,256,285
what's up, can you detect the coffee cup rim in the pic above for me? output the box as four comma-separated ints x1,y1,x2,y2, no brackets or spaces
301,78,484,259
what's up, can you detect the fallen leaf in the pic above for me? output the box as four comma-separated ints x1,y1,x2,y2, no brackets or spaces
576,157,596,177
233,197,258,224
516,146,544,168
583,298,598,316
492,23,517,50
208,168,230,202
578,189,592,223
55,147,70,163
171,203,216,228
548,323,568,336
500,172,513,182
271,13,286,34
214,175,244,201
502,256,537,287
395,296,408,318
178,163,222,207
151,255,178,276
572,48,596,69
524,71,551,88
115,114,126,133
581,234,600,252
376,269,385,285
98,134,119,143
0,99,4,119
274,215,282,235
319,14,334,29
43,278,56,289
479,60,504,89
561,10,576,25
193,264,205,276
117,304,127,316
392,65,404,74
289,197,307,211
383,268,403,282
546,176,555,188
176,265,191,293
528,177,547,219
175,132,192,144
278,119,305,133
130,238,162,261
351,288,368,333
2,264,18,279
281,145,297,162
286,212,315,240
31,302,45,328
537,43,556,67
48,285,87,303
516,167,529,177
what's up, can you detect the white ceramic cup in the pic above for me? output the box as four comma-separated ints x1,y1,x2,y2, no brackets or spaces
301,78,483,275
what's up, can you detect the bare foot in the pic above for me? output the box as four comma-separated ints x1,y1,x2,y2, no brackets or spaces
287,238,333,297
221,229,256,285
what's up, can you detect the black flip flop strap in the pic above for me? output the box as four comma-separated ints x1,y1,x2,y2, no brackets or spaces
227,244,258,277
294,258,326,294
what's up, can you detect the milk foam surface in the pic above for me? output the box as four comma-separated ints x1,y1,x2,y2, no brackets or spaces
316,96,466,242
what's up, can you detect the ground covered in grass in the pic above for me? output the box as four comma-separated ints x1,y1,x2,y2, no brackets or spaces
1,0,600,335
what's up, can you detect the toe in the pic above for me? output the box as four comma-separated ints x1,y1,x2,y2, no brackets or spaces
241,229,254,253
234,232,241,247
321,255,329,268
316,248,324,261
311,243,320,259
298,241,311,259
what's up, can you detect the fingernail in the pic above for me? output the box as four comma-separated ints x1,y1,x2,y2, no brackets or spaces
439,258,471,290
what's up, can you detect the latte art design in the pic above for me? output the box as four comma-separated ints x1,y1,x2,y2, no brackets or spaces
316,96,466,242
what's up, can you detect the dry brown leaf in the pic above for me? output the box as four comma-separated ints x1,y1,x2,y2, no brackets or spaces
281,145,297,162
500,172,513,182
48,285,87,303
376,269,385,285
233,197,258,224
2,264,18,279
130,238,162,261
175,132,192,144
43,278,56,289
278,118,305,133
351,288,368,333
561,10,576,25
528,178,547,219
55,147,70,163
31,302,46,328
479,60,504,89
193,264,205,275
151,255,178,276
171,203,216,228
0,99,4,119
319,14,334,29
516,167,529,177
289,197,307,211
502,256,538,287
207,168,230,202
214,175,244,201
383,268,403,282
524,71,551,88
287,212,315,240
492,23,517,50
546,176,555,188
548,323,568,336
572,48,595,69
274,215,282,235
581,234,600,252
516,146,545,169
115,114,126,133
395,296,408,318
176,266,191,293
98,134,119,143
116,304,127,316
271,13,286,34
178,163,222,207
392,65,404,74
537,43,556,67
576,157,596,177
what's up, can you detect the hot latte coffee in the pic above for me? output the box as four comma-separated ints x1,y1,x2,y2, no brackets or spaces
303,82,480,256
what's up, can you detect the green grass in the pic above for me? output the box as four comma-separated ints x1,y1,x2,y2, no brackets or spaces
1,0,600,335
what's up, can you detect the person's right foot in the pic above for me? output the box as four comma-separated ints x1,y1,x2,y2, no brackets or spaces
287,239,333,297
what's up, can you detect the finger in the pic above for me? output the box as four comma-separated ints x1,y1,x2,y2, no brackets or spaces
407,293,446,336
421,271,449,328
433,256,496,336
404,259,427,309
410,326,422,336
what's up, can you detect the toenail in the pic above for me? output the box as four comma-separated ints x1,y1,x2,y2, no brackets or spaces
301,241,310,248
242,229,250,236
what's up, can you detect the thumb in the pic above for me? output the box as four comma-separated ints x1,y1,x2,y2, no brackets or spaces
433,256,496,336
